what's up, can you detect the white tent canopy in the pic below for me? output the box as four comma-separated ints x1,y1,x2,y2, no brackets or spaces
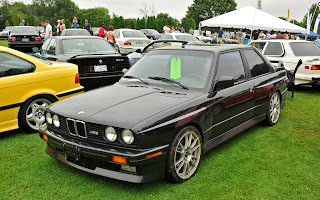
199,6,306,34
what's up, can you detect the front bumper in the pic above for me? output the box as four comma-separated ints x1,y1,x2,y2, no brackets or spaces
39,127,169,183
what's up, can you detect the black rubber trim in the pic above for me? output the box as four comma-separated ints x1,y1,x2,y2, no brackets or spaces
56,88,84,98
0,102,22,111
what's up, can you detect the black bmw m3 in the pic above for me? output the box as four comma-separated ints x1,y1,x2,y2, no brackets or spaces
39,44,288,183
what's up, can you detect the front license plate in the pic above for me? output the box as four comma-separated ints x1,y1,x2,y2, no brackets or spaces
94,65,108,72
22,38,29,41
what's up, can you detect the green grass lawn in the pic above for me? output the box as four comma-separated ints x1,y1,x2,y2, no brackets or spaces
0,39,8,47
0,86,319,200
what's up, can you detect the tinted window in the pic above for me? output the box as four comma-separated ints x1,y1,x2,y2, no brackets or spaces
243,50,270,77
146,29,160,35
251,42,266,52
0,52,35,78
175,35,199,41
290,42,320,56
125,50,213,89
122,31,147,38
62,29,90,36
264,42,284,56
217,51,245,82
62,38,116,54
46,39,56,55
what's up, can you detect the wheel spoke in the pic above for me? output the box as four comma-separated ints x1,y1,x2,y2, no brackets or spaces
31,103,39,110
190,138,198,148
175,157,184,166
192,144,200,152
182,162,188,176
188,133,193,147
184,135,189,149
176,161,184,172
179,143,185,151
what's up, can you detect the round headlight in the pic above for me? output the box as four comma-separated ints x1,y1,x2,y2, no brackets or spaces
46,112,52,124
52,115,60,127
105,126,117,142
122,130,134,144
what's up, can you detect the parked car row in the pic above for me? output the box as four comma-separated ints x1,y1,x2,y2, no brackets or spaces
1,28,319,185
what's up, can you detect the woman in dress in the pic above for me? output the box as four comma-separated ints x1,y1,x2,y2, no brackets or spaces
106,25,116,47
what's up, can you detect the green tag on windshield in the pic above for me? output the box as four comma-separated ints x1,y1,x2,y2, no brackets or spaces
170,57,181,79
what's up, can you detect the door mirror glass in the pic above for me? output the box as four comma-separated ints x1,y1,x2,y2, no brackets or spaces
215,76,235,90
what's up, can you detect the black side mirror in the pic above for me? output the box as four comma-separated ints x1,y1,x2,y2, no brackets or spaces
215,76,235,91
135,49,142,53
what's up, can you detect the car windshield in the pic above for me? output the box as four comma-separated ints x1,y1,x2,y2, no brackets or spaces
12,27,37,34
123,50,213,89
145,29,160,35
290,42,320,56
123,31,147,38
62,39,117,54
175,35,199,42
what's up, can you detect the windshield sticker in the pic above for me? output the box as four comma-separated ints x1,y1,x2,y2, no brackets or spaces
170,57,181,79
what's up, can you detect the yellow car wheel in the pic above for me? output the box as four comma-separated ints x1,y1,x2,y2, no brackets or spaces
19,96,55,133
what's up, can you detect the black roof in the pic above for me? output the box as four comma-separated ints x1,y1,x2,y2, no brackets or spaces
156,44,253,53
51,36,103,40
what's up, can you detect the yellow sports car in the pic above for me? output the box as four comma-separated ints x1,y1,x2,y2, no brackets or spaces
0,46,84,133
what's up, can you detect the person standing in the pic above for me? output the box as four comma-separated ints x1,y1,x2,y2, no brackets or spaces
258,31,266,39
164,25,170,34
253,30,259,40
237,29,244,44
71,17,79,29
217,27,224,44
98,23,106,38
189,27,194,35
60,19,66,32
106,25,116,47
276,31,284,39
181,27,185,33
56,19,61,36
232,31,237,39
19,20,25,26
225,31,230,39
266,30,272,39
83,19,92,35
44,20,52,41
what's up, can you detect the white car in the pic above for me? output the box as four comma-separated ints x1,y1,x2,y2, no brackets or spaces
114,29,151,54
249,39,320,88
0,26,13,40
158,33,202,44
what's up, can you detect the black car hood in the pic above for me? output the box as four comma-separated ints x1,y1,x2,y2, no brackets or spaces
50,83,200,129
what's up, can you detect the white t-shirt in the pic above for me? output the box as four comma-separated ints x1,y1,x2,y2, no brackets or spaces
45,24,52,41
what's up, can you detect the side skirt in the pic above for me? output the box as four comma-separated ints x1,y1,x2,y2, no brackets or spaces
203,114,266,154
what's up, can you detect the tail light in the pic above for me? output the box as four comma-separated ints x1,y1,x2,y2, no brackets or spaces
9,37,16,41
311,65,320,70
124,41,131,46
75,74,80,84
34,37,41,41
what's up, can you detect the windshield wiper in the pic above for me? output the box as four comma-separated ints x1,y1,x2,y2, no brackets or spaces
148,76,189,90
123,75,149,85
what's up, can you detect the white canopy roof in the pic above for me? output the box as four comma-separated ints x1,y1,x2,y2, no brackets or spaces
200,6,306,34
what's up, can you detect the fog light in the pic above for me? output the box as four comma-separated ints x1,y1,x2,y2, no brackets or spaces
121,165,136,173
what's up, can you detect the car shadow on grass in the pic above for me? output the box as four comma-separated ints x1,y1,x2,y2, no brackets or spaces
0,129,36,140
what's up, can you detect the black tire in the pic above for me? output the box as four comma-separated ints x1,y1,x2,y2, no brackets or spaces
19,96,55,133
265,92,281,126
166,126,202,183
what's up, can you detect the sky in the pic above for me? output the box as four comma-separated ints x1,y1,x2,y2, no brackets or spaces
9,0,318,21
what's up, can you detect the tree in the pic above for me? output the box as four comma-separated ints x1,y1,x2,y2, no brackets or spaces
78,7,110,27
139,2,156,20
124,18,137,29
184,0,237,26
136,17,146,29
156,17,168,33
5,19,10,26
181,17,196,32
146,16,156,29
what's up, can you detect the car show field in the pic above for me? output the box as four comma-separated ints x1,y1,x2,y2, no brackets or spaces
0,37,319,199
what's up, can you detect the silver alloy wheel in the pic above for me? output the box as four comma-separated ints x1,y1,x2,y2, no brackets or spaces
269,93,281,124
25,98,51,130
174,130,201,179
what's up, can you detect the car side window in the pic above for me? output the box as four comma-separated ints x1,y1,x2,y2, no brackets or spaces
115,30,120,39
46,39,56,55
217,51,245,82
264,42,284,56
243,50,270,77
41,39,51,55
250,42,266,52
0,52,35,78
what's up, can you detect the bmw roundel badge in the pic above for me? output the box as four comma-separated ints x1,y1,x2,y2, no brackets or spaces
98,59,103,64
